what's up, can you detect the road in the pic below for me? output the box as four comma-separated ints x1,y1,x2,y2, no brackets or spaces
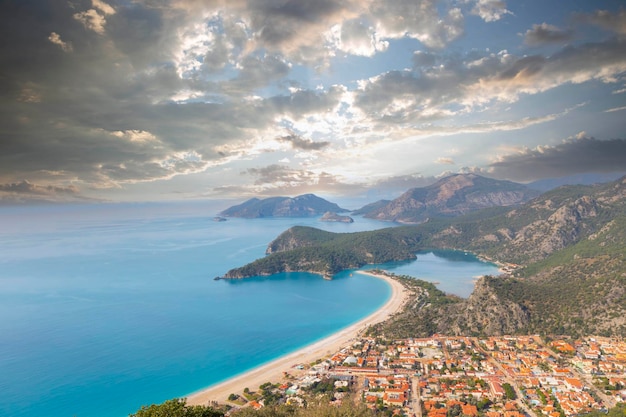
411,376,422,417
472,340,538,417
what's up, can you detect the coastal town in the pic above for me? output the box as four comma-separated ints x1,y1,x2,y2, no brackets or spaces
217,335,626,417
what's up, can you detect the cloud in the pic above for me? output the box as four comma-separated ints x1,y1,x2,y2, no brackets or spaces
605,106,626,113
471,0,512,22
354,37,626,126
239,164,365,196
2,1,625,201
48,32,73,52
489,136,626,182
245,164,315,186
277,133,331,151
370,0,464,48
167,0,467,66
327,18,388,57
576,9,626,35
73,0,116,34
372,174,437,190
0,180,80,196
436,157,455,165
223,54,291,94
524,23,573,46
0,180,98,205
354,39,626,120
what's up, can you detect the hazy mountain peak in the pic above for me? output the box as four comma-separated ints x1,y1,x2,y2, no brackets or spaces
362,174,539,223
220,194,346,218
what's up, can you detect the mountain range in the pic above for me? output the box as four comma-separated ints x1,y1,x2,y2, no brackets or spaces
220,175,626,337
221,174,539,223
356,173,539,223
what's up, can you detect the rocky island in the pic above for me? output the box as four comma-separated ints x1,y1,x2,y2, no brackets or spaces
319,211,353,223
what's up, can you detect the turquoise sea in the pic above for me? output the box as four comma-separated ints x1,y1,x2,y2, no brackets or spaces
0,201,499,417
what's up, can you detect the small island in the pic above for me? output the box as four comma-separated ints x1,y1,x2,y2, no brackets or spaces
319,211,353,223
213,216,228,222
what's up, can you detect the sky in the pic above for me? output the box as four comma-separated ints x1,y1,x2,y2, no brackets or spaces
1,0,626,204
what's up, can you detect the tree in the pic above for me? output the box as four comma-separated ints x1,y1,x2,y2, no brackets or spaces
129,398,223,417
502,383,517,400
477,398,492,411
447,403,462,417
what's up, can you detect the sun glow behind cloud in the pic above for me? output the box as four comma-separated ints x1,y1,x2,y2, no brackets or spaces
1,0,625,203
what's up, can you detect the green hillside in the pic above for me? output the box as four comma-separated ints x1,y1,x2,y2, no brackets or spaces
220,176,626,337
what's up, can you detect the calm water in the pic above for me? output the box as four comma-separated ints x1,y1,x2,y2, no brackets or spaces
0,202,497,417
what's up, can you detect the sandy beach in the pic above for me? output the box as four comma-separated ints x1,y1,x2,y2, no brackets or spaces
186,271,409,406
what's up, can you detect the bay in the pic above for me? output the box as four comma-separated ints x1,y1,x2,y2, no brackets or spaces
0,201,497,417
369,250,501,298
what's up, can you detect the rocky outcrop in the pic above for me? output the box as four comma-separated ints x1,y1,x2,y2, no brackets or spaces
442,277,530,336
319,212,353,223
485,196,600,262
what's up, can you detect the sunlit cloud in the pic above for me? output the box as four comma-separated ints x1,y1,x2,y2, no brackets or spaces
471,0,512,22
48,32,73,52
1,1,625,202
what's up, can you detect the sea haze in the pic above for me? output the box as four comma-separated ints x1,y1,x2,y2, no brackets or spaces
0,201,497,417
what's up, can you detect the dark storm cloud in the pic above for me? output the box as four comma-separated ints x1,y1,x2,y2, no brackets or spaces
277,133,330,151
489,137,626,182
524,23,574,46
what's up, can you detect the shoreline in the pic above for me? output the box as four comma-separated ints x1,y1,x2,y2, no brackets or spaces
186,270,409,406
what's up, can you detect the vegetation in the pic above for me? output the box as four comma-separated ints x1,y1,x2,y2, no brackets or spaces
365,272,463,338
221,176,626,338
579,403,626,417
501,383,516,400
229,398,376,417
222,226,424,278
129,398,224,417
